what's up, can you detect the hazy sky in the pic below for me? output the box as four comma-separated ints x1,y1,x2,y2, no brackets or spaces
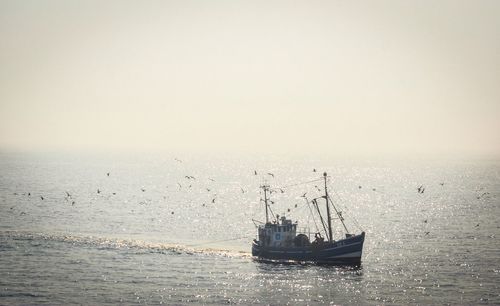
1,0,499,157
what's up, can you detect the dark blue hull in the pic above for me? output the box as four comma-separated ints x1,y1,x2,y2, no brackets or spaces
252,232,365,265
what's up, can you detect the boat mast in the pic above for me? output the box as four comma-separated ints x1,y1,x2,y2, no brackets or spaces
262,184,270,223
323,172,333,242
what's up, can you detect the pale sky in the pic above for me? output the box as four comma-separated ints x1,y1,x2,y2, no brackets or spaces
1,0,499,157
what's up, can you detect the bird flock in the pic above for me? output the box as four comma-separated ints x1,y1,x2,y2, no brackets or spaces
8,160,494,236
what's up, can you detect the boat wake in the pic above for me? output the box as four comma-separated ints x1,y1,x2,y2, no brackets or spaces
0,230,251,259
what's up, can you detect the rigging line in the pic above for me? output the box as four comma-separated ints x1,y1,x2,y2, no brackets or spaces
268,204,278,223
298,200,312,217
328,193,355,232
272,178,324,190
287,199,307,218
298,204,311,233
304,198,320,234
331,188,364,232
328,193,364,232
326,194,349,233
313,199,329,238
186,235,254,247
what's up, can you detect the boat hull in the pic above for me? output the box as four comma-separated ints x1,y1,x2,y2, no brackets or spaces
252,232,365,265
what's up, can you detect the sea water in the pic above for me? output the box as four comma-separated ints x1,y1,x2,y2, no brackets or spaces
0,152,499,304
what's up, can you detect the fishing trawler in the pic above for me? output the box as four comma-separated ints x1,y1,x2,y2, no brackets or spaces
252,172,365,265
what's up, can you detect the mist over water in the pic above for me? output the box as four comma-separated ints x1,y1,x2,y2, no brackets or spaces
0,152,499,304
1,1,500,304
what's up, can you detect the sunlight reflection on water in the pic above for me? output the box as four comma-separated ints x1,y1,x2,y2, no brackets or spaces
0,153,499,304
